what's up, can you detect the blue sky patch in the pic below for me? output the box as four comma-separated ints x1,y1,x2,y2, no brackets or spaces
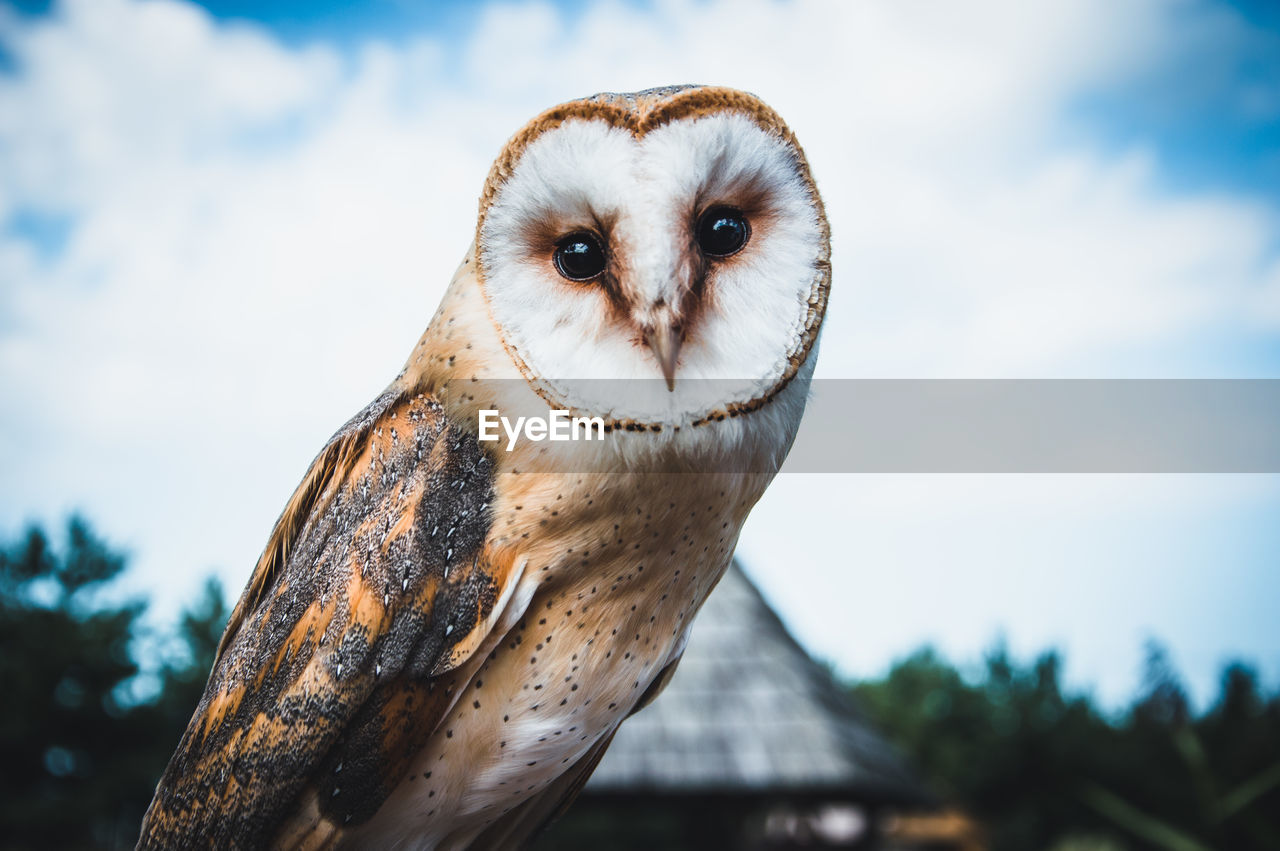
6,207,74,262
1067,0,1280,201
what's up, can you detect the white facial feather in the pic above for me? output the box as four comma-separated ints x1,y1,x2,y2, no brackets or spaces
478,112,824,425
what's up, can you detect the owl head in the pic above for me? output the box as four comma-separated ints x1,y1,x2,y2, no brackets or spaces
474,85,830,428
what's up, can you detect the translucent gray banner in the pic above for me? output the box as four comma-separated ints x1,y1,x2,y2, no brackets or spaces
785,379,1280,473
445,379,1280,473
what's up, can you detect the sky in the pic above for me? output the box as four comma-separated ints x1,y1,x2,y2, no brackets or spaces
1,0,1278,708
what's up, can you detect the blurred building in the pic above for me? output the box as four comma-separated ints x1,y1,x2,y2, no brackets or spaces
537,562,959,850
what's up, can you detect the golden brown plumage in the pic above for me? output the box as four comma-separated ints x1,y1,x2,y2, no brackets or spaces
140,391,526,846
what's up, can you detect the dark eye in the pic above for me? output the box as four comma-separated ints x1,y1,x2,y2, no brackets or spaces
553,232,606,281
696,206,750,258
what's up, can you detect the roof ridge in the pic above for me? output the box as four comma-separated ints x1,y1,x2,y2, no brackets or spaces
584,559,934,805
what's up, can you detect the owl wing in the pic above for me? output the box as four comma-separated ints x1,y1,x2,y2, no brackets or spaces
139,388,526,849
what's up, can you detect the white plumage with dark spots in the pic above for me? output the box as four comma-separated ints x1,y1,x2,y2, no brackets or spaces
139,84,830,850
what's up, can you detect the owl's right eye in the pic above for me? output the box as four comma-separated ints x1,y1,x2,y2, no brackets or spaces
553,233,607,282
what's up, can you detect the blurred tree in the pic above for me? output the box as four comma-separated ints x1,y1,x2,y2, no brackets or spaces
851,645,1119,849
1082,645,1280,851
854,642,1280,851
0,518,226,850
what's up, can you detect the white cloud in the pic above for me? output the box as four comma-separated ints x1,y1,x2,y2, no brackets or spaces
1,0,1277,703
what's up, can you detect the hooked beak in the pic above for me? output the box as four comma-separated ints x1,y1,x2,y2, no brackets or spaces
645,325,683,392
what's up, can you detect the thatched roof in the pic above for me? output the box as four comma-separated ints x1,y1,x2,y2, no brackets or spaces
585,562,930,806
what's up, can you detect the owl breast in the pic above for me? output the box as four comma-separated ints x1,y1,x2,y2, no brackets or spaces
345,469,767,849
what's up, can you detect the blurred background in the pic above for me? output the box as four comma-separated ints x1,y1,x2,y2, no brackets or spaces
1,0,1277,848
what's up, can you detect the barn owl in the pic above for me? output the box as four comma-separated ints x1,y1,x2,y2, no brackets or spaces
139,85,830,850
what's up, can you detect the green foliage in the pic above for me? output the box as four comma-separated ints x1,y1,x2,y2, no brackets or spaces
853,642,1280,851
0,518,227,850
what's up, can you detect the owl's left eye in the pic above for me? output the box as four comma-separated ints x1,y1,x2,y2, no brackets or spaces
553,233,607,281
696,206,750,258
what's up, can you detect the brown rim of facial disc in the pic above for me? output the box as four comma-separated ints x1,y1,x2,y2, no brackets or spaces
474,85,832,431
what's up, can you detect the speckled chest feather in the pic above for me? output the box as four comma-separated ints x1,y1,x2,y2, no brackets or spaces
350,468,769,849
